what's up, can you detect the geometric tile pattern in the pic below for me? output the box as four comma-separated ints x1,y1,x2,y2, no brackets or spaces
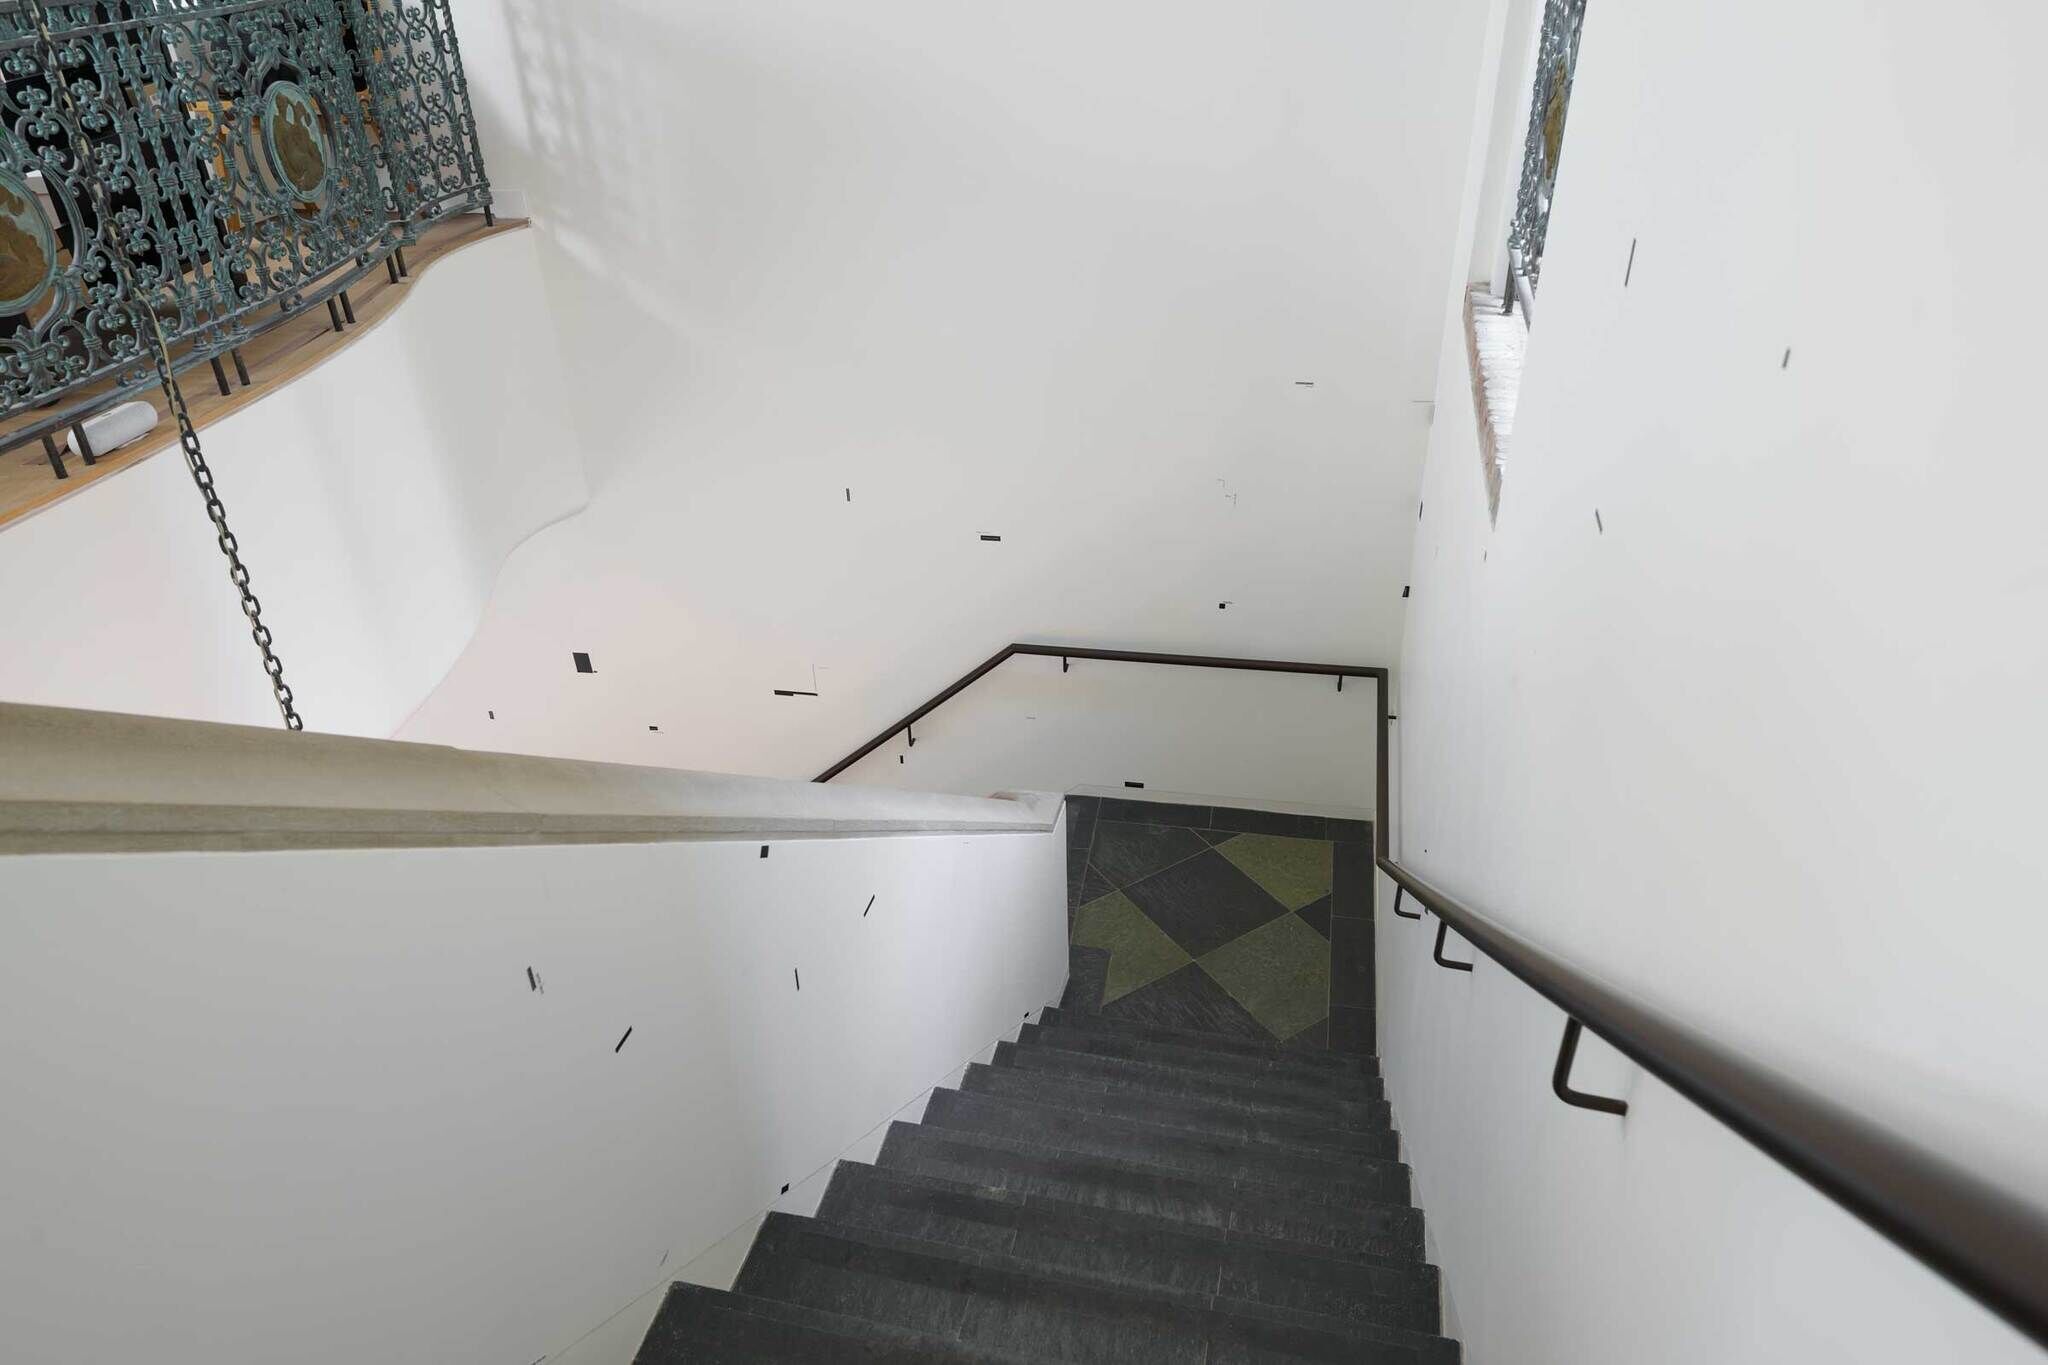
1122,850,1289,958
1198,910,1332,1041
1215,833,1333,910
1063,796,1372,1052
1071,890,1190,1004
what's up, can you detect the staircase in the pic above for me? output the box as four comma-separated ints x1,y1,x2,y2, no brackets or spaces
633,1004,1457,1361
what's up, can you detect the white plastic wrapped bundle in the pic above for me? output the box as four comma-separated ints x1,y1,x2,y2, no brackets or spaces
67,399,159,457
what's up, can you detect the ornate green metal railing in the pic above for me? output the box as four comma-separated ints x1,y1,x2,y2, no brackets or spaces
0,0,491,470
1504,0,1584,313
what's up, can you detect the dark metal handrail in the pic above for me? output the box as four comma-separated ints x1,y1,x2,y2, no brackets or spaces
813,644,1388,823
1378,856,2048,1349
817,639,2048,1346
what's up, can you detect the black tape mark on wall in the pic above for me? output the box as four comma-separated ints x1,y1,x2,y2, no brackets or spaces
760,845,770,858
1624,237,1638,286
980,534,1002,542
1782,348,1792,369
1125,781,1145,789
793,968,801,991
1402,585,1411,598
573,652,594,673
615,1028,633,1053
1595,509,1604,533
527,967,543,993
773,689,819,697
863,895,876,918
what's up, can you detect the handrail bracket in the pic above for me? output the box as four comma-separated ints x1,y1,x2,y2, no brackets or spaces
1552,1017,1628,1116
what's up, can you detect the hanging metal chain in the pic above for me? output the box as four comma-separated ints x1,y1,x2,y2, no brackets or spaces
25,0,304,730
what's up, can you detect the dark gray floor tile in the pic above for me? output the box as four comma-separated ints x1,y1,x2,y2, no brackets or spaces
1330,917,1374,1010
1061,945,1109,1013
1211,806,1328,839
1327,818,1373,844
1099,798,1211,827
1095,962,1270,1040
1066,842,1090,911
1088,820,1209,889
1332,840,1372,919
1296,896,1332,939
1281,1017,1329,1053
1065,796,1099,851
1329,1005,1375,1056
1077,863,1117,906
1198,828,1239,846
1123,851,1291,957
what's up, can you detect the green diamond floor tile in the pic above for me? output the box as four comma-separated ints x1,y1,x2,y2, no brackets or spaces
1214,833,1333,911
1072,890,1192,1004
1197,911,1331,1041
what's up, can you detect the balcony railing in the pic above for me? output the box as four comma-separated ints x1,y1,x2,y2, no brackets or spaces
1502,0,1584,320
0,0,490,470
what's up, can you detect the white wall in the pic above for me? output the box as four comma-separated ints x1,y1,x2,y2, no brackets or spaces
391,0,1491,782
834,652,1379,816
1384,0,2048,1359
0,230,587,739
0,820,1067,1365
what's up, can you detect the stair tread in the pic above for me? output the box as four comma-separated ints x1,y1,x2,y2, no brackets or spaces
991,1042,1393,1131
1020,1025,1383,1100
635,1282,997,1362
1040,1007,1380,1075
877,1121,1425,1262
739,1213,1455,1364
924,1089,1410,1206
819,1161,1441,1335
960,1064,1397,1160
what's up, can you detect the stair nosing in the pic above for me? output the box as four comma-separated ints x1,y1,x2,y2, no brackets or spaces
824,1159,1443,1299
1021,1023,1384,1095
744,1211,1456,1363
925,1087,1411,1195
960,1064,1399,1161
991,1044,1394,1129
877,1120,1427,1251
1039,1007,1381,1071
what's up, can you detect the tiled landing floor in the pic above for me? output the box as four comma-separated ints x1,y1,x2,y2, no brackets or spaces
1064,796,1375,1055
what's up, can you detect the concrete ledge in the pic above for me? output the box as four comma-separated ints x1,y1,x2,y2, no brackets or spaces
0,703,1059,854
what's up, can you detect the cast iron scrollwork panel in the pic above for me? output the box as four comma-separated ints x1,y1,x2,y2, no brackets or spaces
0,0,490,421
1506,0,1585,292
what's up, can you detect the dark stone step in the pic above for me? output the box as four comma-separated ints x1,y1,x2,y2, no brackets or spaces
923,1089,1411,1207
634,1282,993,1362
993,1041,1391,1131
1038,1007,1380,1078
877,1122,1425,1262
806,1191,1453,1360
1060,946,1110,1014
959,1064,1398,1160
739,1214,1451,1364
819,1161,1442,1336
1020,1025,1382,1101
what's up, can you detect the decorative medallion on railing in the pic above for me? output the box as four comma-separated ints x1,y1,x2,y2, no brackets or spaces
1505,0,1585,295
0,0,491,430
